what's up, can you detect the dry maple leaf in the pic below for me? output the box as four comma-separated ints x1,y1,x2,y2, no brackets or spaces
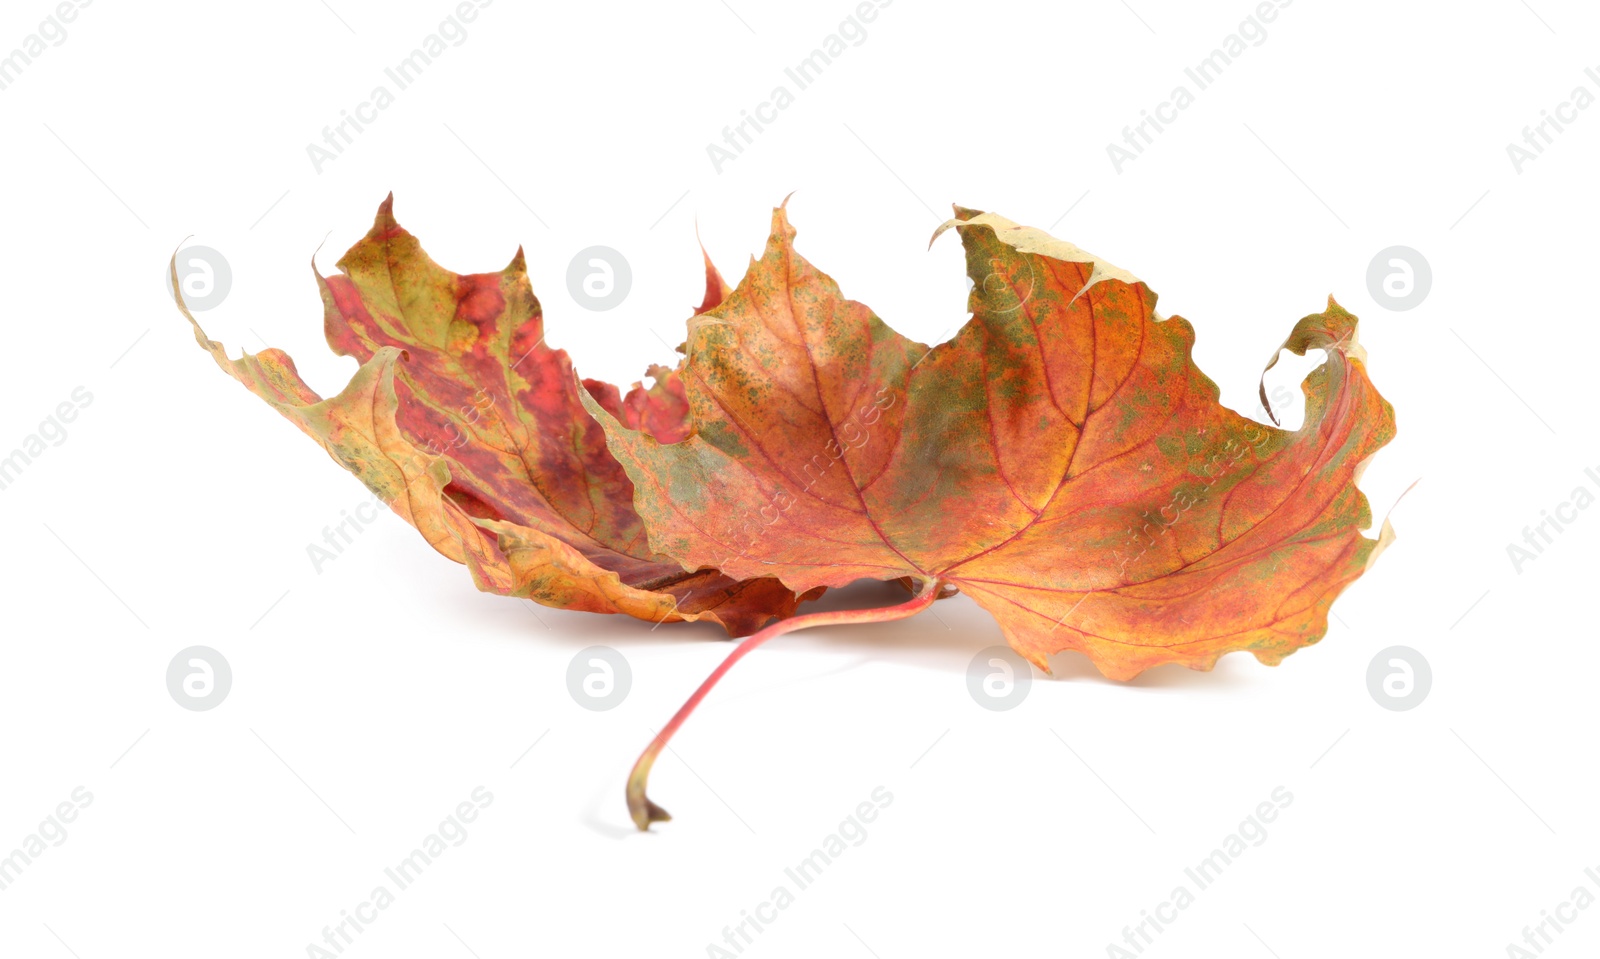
177,196,814,636
585,202,1398,829
175,195,1398,833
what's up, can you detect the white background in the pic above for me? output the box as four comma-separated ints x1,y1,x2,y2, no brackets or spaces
1,0,1595,956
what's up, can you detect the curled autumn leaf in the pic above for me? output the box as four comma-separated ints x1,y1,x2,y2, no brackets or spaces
178,195,1398,833
587,202,1398,828
178,197,815,637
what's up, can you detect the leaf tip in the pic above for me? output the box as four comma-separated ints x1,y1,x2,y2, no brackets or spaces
695,229,732,316
369,193,406,243
1364,516,1399,572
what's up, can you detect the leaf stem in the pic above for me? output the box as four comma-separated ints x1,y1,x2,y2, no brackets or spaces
627,577,941,830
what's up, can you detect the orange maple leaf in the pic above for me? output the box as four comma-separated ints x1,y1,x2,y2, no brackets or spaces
585,202,1397,828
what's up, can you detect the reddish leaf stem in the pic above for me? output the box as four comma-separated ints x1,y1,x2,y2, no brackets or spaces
628,577,941,830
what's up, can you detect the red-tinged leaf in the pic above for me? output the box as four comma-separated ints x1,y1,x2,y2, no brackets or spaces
178,194,1400,832
695,233,735,315
179,198,814,636
582,235,723,443
584,365,692,444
